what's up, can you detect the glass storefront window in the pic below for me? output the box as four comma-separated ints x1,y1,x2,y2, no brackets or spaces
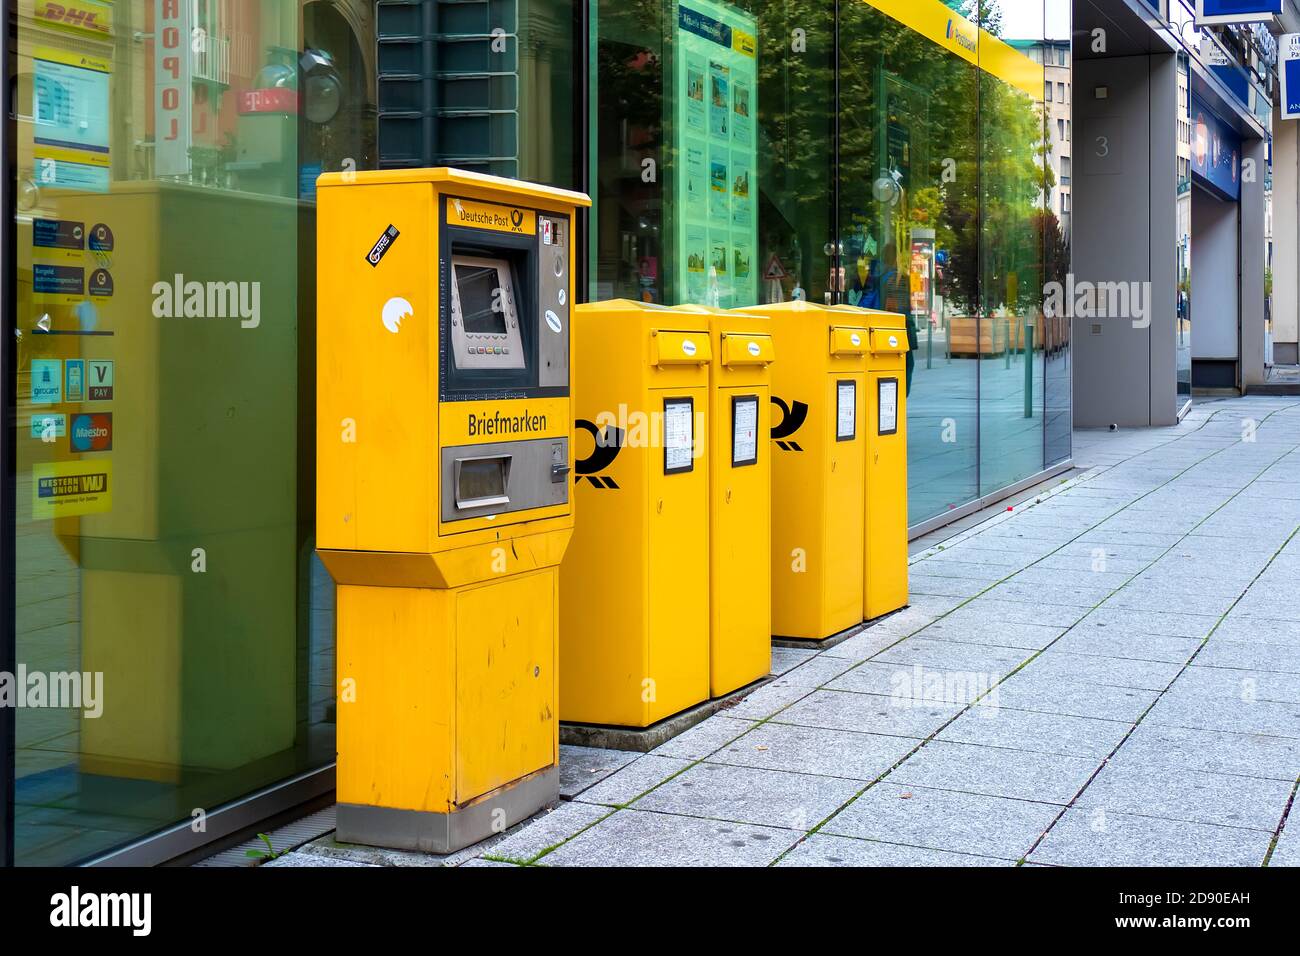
8,0,378,865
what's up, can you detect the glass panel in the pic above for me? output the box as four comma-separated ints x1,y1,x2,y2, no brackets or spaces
1043,0,1072,467
1177,53,1193,400
977,3,1048,496
590,0,834,306
839,0,981,527
11,0,369,865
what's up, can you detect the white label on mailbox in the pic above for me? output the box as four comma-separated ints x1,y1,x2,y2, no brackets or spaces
837,381,856,441
888,335,899,348
747,341,761,357
850,333,861,347
546,310,563,333
682,339,697,357
879,378,899,435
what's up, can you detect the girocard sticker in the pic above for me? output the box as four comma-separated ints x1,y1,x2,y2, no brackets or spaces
879,378,899,436
663,398,695,474
32,459,112,519
87,360,113,399
836,380,856,442
31,359,62,404
30,413,66,439
70,412,112,451
65,359,85,401
732,394,758,467
365,224,399,267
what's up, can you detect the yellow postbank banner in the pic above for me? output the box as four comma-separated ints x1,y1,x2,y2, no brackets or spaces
33,459,112,519
447,197,537,236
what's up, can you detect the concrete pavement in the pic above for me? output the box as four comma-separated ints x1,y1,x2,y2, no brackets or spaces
283,396,1300,867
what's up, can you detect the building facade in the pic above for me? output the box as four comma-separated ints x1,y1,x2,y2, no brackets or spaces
0,0,1070,865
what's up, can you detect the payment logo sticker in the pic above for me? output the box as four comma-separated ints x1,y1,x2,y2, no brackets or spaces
87,359,113,400
31,359,62,404
70,412,112,452
65,359,85,401
33,459,112,519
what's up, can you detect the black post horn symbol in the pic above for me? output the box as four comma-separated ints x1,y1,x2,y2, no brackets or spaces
771,396,809,451
575,419,625,488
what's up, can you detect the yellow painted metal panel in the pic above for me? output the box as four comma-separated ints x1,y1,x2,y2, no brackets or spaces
454,570,557,804
720,331,775,367
652,329,713,366
865,368,911,620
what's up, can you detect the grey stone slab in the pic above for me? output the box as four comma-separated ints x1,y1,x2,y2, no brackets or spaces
1034,553,1159,576
1195,639,1300,674
1016,650,1181,691
823,660,932,697
707,721,918,781
887,739,1099,805
458,858,519,867
633,761,862,830
263,852,381,868
942,598,1090,629
1049,627,1201,664
482,801,611,863
1113,722,1300,782
1008,566,1136,591
776,833,1013,867
907,573,991,599
822,781,1059,860
1029,807,1272,867
1105,587,1240,618
773,688,961,740
982,580,1114,609
921,546,1038,569
1076,606,1220,639
915,617,1066,651
873,636,1030,674
1075,530,1185,549
770,646,819,675
994,674,1160,722
936,706,1131,760
776,654,859,687
1172,665,1300,705
1227,594,1300,621
1076,762,1293,832
572,754,694,806
905,559,1009,582
818,625,909,661
1143,689,1300,739
539,808,801,867
558,745,640,799
649,715,757,760
905,593,969,615
721,674,815,720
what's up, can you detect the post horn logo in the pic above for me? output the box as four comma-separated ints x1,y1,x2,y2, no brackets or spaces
574,419,624,489
771,397,809,452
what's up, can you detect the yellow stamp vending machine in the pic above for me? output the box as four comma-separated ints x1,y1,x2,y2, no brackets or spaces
563,301,712,727
677,305,775,696
737,301,868,641
316,169,589,852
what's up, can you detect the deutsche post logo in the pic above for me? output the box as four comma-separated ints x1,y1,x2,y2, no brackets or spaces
574,419,624,489
771,397,808,452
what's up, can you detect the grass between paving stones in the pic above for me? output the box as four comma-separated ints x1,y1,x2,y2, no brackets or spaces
1263,779,1300,866
487,403,1300,868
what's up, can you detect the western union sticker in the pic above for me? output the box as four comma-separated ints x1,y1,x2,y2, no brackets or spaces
33,459,112,519
447,197,536,236
733,29,756,58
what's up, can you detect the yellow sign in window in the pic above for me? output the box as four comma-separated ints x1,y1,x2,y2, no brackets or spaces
446,197,536,235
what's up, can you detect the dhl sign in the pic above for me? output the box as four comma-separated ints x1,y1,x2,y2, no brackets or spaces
33,0,114,38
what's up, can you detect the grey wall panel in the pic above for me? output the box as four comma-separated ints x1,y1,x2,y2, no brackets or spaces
1241,136,1267,388
1191,186,1240,361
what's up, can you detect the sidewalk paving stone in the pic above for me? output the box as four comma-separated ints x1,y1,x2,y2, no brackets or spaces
1173,664,1300,704
1270,817,1300,867
707,722,918,781
821,782,1059,860
1110,722,1300,781
916,618,1066,650
1193,639,1300,674
539,809,801,867
1029,807,1273,867
770,646,819,674
935,707,1131,760
993,674,1159,722
872,636,1031,673
631,762,863,830
1015,650,1181,691
1144,688,1300,739
942,598,1089,629
886,739,1100,805
1049,628,1201,664
773,688,963,740
776,833,1015,867
1074,606,1220,639
482,801,611,863
1074,762,1294,832
572,754,693,806
559,745,640,799
649,716,758,760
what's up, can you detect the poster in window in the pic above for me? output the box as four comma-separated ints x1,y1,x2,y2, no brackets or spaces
664,398,695,474
732,394,759,467
836,380,856,442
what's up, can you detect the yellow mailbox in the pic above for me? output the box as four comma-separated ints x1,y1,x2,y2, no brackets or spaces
562,301,711,727
736,301,867,641
677,304,775,696
862,319,911,620
316,168,589,852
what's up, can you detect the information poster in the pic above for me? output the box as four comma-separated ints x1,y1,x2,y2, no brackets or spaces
32,46,111,192
663,398,696,474
674,1,757,307
837,381,856,442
